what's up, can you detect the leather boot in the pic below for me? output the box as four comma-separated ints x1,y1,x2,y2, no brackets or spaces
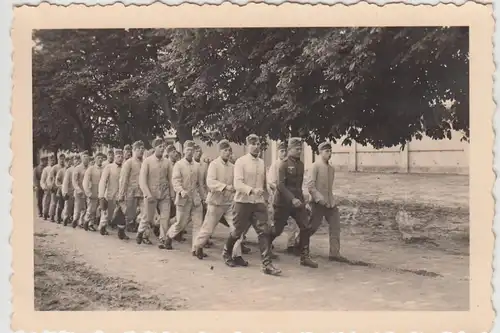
136,231,144,244
300,245,318,268
174,233,186,242
100,226,109,236
193,247,207,259
63,218,68,227
222,235,238,267
72,219,78,228
153,225,160,237
118,228,129,240
261,263,282,276
241,244,251,254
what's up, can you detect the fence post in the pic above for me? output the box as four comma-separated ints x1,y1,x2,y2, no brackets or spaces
348,142,357,172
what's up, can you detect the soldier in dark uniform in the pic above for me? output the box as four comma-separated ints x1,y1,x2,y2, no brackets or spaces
270,137,318,268
33,156,48,218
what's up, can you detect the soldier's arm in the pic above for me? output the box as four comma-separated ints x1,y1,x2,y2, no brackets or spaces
277,160,296,203
40,169,48,190
55,169,65,188
139,159,153,198
206,161,226,192
98,166,109,198
61,170,70,196
234,158,253,195
71,169,83,193
118,160,131,198
306,163,325,203
197,164,207,200
33,168,39,188
83,168,93,197
171,162,185,194
167,161,175,200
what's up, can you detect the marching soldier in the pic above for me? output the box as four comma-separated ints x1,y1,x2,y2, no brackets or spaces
192,140,245,262
124,144,132,161
138,138,174,247
82,152,105,231
118,140,145,233
47,153,66,222
53,155,70,223
267,142,300,255
98,148,127,239
221,134,281,275
306,142,348,263
165,144,178,165
102,149,114,167
164,140,205,250
40,154,55,220
270,137,318,268
33,155,48,218
62,154,80,226
72,151,90,228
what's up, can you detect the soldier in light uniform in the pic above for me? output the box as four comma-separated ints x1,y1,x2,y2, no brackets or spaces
47,153,65,222
71,151,90,228
62,154,80,226
138,138,174,247
98,148,127,239
82,152,105,231
118,140,145,233
270,137,318,268
124,144,132,161
306,142,348,263
102,149,114,167
221,134,281,275
54,155,70,223
33,156,48,218
267,142,300,255
192,140,246,263
40,154,55,220
164,140,206,250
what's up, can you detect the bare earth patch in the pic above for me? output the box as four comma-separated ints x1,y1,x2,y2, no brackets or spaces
34,234,186,311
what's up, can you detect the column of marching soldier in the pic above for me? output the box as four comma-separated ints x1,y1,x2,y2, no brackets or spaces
33,134,346,276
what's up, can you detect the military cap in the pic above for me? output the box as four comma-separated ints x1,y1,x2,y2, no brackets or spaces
73,154,81,160
95,152,106,158
58,152,66,159
194,144,202,151
246,134,259,145
123,144,132,151
287,137,302,149
132,140,145,149
218,139,231,150
114,148,123,155
184,140,196,149
107,149,115,155
80,150,90,156
64,156,72,162
40,156,48,161
151,138,164,148
166,144,177,154
318,142,332,151
277,141,287,151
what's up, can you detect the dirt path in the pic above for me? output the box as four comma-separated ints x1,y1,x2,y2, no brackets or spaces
34,217,469,311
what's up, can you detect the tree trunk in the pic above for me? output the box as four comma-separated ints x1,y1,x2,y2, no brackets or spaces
176,124,193,149
82,130,93,153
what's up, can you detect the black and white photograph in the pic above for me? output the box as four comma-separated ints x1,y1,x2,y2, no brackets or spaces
30,24,473,312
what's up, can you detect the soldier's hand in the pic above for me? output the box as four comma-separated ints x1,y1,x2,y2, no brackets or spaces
99,198,108,211
225,185,234,192
180,190,189,198
292,198,302,208
117,195,125,203
63,194,69,201
317,199,327,206
254,188,264,196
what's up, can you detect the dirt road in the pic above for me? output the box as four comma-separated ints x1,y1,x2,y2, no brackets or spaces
34,172,469,311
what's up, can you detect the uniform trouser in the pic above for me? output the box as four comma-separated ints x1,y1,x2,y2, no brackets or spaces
268,190,299,247
48,191,59,218
125,196,143,226
193,204,242,257
229,202,272,266
140,197,171,241
272,204,312,250
84,197,99,227
73,193,87,226
309,203,341,257
62,194,74,221
52,191,65,221
42,190,51,217
36,188,44,216
167,199,203,251
99,199,116,229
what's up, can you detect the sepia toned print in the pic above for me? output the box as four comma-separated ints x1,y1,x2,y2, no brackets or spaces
11,2,493,333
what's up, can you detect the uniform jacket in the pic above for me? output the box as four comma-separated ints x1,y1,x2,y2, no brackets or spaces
172,158,205,206
83,164,104,199
196,160,209,200
55,166,66,194
139,154,174,201
98,163,122,200
306,159,336,207
48,164,63,190
206,156,234,206
62,166,74,197
266,158,283,192
72,164,88,196
40,166,52,191
233,153,267,204
274,156,305,206
119,157,143,198
33,165,44,188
